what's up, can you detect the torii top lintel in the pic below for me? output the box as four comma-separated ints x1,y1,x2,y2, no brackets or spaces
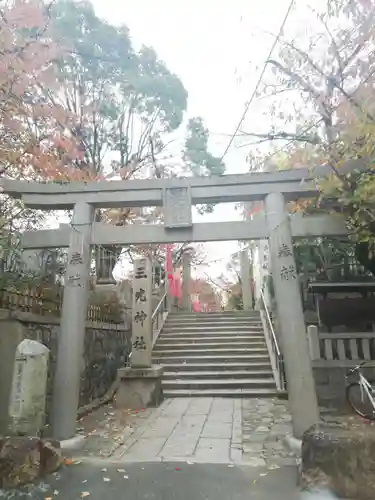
0,158,367,210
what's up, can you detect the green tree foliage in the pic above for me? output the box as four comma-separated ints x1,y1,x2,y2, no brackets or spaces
50,0,188,177
48,0,220,277
184,117,225,177
183,117,226,213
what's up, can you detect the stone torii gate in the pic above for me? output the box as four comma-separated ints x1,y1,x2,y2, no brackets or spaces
1,161,357,440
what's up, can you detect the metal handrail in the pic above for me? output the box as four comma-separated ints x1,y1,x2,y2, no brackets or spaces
151,287,168,346
259,287,285,391
152,290,167,321
260,287,280,357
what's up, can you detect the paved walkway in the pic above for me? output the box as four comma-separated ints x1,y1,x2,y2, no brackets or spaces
0,463,303,500
0,399,304,500
79,397,295,466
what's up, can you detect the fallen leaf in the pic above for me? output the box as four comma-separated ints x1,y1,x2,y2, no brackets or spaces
53,491,59,495
117,469,126,473
82,480,87,484
103,477,111,482
101,468,107,472
175,467,181,471
186,461,194,465
45,497,52,500
123,475,129,479
63,458,73,465
259,473,267,477
81,493,90,498
253,480,257,484
141,408,145,412
228,464,234,468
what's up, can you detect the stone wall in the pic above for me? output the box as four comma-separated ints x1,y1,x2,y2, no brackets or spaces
0,309,131,432
313,362,375,410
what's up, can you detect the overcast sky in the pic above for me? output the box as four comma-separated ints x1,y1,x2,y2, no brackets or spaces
85,0,297,280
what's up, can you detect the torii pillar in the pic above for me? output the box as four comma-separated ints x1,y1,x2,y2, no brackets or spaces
181,251,192,311
265,192,319,438
240,249,253,310
51,202,94,441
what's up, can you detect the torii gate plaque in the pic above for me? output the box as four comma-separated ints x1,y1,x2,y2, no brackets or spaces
163,186,192,229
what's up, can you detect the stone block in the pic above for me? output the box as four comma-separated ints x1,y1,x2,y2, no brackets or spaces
300,422,375,499
8,339,49,436
161,431,200,457
201,422,232,439
0,437,61,489
115,365,164,410
327,367,346,385
312,367,329,385
0,319,25,434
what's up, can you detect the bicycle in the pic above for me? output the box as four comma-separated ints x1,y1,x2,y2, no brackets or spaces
346,361,375,420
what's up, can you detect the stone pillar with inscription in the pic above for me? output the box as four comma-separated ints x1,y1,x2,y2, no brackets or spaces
181,252,192,311
265,192,319,438
131,258,153,368
115,258,164,410
8,339,49,436
240,249,253,310
51,202,94,441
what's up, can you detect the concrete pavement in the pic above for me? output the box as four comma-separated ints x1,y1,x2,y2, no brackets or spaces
0,462,302,500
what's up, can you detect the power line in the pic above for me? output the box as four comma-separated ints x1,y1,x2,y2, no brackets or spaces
220,0,296,162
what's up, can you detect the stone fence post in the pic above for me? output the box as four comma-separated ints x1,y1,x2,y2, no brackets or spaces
307,325,320,361
8,339,49,436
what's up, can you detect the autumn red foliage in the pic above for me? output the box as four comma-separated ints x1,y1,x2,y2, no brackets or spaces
0,0,91,181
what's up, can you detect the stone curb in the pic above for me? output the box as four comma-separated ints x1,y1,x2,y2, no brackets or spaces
59,434,86,451
283,434,302,456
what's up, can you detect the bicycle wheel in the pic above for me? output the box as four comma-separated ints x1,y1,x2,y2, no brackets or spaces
346,382,375,420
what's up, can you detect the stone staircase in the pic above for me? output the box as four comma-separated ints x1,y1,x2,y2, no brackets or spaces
152,310,278,398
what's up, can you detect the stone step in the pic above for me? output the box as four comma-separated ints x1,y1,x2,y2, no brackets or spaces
154,348,269,356
160,327,264,337
154,342,266,351
165,320,260,326
163,370,273,379
162,378,276,390
158,335,265,342
168,312,259,317
154,309,272,397
166,316,260,322
164,324,262,328
162,326,261,333
161,362,272,372
153,354,270,364
163,388,278,398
